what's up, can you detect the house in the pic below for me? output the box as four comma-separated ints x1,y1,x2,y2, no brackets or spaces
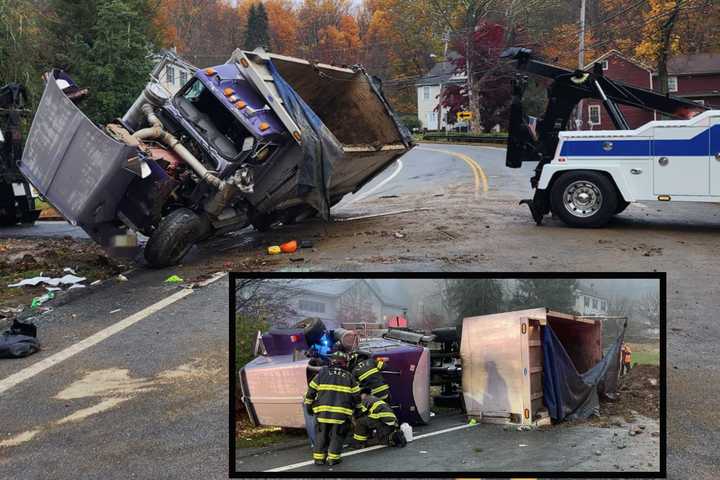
582,50,655,130
574,290,608,316
280,279,408,328
416,56,467,131
663,53,720,109
581,50,720,130
151,49,197,95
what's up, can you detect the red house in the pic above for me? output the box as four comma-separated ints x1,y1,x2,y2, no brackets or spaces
580,50,720,130
582,50,655,130
662,53,720,109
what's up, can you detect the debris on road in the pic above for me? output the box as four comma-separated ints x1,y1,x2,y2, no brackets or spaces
280,240,298,253
117,274,128,282
9,273,87,288
0,319,40,359
336,208,431,222
267,246,281,255
393,232,405,239
164,275,184,283
109,309,122,314
30,292,55,309
299,240,313,249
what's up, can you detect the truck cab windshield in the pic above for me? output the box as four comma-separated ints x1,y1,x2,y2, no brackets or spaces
174,79,248,160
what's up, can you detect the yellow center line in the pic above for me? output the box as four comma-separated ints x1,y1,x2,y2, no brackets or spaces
417,147,489,196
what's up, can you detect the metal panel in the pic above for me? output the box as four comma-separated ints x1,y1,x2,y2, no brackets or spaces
242,354,310,429
460,308,548,420
19,75,137,226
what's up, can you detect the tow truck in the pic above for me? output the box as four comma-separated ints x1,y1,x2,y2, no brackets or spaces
502,47,717,227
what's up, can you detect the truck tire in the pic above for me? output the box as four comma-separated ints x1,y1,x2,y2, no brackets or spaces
550,171,618,227
144,208,210,268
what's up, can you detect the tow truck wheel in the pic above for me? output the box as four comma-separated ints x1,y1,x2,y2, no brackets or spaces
144,208,210,268
550,171,618,227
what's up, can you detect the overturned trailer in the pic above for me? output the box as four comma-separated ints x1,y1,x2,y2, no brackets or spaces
461,308,623,426
20,50,412,266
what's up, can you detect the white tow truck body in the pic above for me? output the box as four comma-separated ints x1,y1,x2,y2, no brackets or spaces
538,110,720,203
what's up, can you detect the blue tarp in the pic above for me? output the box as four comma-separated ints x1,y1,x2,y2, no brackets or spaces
266,61,344,220
542,323,625,421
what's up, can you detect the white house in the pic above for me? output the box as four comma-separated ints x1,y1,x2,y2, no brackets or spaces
416,56,467,131
281,279,407,328
151,49,197,95
574,290,608,315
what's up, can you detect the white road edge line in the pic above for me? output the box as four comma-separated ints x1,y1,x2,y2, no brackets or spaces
264,422,475,472
0,272,226,396
341,159,403,207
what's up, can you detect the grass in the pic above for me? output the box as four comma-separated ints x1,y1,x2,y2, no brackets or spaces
235,411,307,448
632,350,660,366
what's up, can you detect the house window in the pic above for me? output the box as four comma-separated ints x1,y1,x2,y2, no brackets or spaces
667,76,678,92
179,70,188,85
602,300,607,310
601,60,608,70
588,104,601,125
299,299,326,313
592,298,598,308
584,296,590,307
166,66,175,84
423,86,430,100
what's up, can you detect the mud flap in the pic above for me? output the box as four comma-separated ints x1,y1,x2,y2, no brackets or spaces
520,189,550,225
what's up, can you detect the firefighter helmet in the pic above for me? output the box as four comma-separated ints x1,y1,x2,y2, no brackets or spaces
330,351,349,368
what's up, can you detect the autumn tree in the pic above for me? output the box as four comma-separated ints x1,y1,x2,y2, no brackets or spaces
265,0,300,55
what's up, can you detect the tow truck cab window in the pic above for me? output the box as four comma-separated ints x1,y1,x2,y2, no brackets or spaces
588,104,601,125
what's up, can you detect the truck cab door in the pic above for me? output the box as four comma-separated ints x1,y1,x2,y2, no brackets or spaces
652,124,710,196
709,119,720,196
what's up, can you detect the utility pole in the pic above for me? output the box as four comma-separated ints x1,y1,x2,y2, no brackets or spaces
576,0,586,130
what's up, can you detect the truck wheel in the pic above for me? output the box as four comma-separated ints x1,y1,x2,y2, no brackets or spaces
550,171,618,227
0,184,18,226
144,208,210,268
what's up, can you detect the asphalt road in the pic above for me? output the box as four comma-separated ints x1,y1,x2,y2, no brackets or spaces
2,143,718,478
237,412,660,474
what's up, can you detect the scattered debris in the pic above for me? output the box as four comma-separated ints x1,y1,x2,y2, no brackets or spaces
117,274,128,282
289,257,305,262
267,246,281,255
164,275,184,283
336,207,431,222
1,319,40,359
393,232,405,239
30,292,55,309
280,240,298,253
90,280,102,286
8,273,87,288
299,240,313,249
519,444,528,447
468,418,477,425
378,195,399,199
109,309,122,314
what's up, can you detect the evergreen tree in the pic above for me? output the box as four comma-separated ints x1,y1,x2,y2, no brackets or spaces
443,279,506,324
507,279,580,314
244,2,270,51
74,0,157,123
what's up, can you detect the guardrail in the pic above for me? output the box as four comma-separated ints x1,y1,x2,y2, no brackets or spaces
422,132,508,144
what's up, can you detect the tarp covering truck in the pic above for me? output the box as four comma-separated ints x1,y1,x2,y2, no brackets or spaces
502,47,717,228
19,50,412,266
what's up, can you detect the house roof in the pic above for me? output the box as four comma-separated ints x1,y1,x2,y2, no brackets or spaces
666,53,720,76
289,279,407,309
416,54,466,87
584,49,653,73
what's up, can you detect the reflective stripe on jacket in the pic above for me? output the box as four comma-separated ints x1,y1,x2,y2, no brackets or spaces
360,394,397,425
352,357,389,396
305,366,359,424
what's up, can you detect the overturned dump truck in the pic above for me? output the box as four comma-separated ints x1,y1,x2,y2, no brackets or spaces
20,50,412,266
461,308,624,426
239,318,462,428
239,310,625,431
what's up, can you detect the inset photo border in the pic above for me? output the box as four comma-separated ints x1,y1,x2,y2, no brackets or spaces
229,272,666,478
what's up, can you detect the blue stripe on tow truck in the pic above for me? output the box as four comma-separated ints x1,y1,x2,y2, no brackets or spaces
560,124,719,157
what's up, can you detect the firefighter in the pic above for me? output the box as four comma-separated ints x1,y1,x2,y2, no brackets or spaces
621,343,633,376
304,351,359,466
353,387,407,448
352,353,391,402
